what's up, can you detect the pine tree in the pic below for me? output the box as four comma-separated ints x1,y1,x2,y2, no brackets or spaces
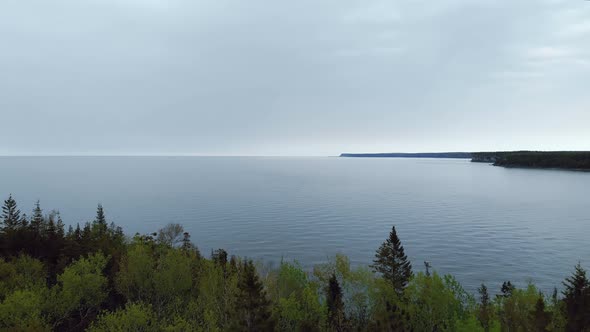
327,273,346,332
562,263,590,331
529,297,551,332
1,194,21,231
477,283,493,332
233,259,274,331
372,226,412,294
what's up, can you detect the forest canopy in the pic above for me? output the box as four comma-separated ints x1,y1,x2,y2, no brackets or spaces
1,195,589,331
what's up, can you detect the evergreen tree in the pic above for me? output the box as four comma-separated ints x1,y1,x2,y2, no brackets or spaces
96,204,106,225
500,281,515,298
529,297,551,332
1,194,21,231
1,195,22,255
20,213,28,228
562,263,590,331
30,200,44,234
181,232,192,250
213,249,229,276
74,223,82,240
233,259,274,331
56,212,65,239
496,281,517,331
46,213,57,239
372,226,412,294
28,201,45,257
95,204,108,236
327,274,346,332
477,283,493,332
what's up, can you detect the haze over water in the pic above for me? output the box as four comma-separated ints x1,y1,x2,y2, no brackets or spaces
1,156,587,293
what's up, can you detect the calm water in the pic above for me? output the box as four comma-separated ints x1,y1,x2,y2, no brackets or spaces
0,156,588,293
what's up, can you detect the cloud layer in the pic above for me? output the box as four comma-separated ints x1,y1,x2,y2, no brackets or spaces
1,0,589,155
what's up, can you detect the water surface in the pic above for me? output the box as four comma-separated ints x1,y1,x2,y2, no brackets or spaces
0,156,587,293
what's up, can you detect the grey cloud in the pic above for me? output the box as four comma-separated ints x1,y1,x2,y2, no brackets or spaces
0,0,588,155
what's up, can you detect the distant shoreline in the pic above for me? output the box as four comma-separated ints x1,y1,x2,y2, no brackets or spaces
339,152,472,159
341,151,590,171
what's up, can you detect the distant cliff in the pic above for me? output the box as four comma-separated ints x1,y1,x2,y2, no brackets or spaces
340,152,472,158
471,151,590,170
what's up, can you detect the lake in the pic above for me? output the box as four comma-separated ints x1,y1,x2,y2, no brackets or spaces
0,156,587,293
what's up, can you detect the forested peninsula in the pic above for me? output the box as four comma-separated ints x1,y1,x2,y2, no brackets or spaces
1,195,589,331
341,151,590,170
471,151,590,170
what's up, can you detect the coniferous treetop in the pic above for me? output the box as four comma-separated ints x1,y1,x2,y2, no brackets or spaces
1,194,21,230
372,226,413,294
95,204,106,225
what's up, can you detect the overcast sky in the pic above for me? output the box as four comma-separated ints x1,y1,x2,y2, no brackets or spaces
1,0,589,156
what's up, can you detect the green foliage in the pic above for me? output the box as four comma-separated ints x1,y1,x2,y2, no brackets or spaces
477,284,493,331
0,255,46,299
268,260,325,331
404,272,471,332
116,243,156,302
88,303,158,332
152,248,193,315
495,283,542,332
1,196,589,331
0,288,50,331
50,252,109,329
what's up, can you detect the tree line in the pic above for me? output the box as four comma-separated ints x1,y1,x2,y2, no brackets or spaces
471,151,590,170
1,194,589,331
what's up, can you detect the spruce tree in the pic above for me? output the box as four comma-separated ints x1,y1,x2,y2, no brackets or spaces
327,274,346,332
372,226,412,294
1,194,21,231
95,204,106,225
562,263,590,331
95,204,108,236
56,213,65,239
46,213,57,239
30,200,44,234
233,259,274,331
28,201,45,257
477,283,493,332
529,297,550,332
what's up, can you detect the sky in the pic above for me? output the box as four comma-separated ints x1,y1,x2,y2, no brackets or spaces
0,0,589,156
